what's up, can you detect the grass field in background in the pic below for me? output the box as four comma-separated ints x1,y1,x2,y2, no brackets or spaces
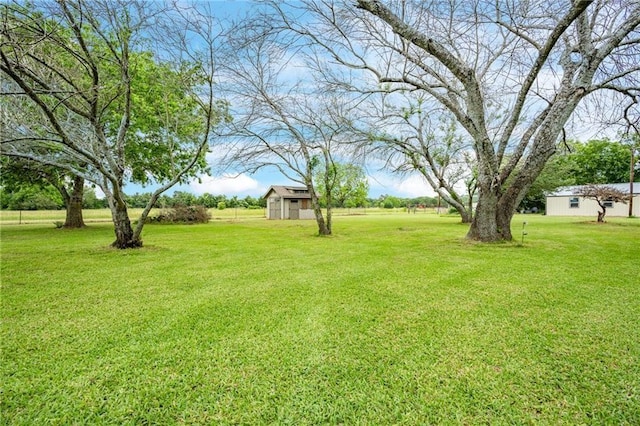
0,207,265,224
0,206,442,225
1,215,639,424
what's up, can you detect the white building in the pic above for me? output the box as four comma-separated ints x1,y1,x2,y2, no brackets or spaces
545,183,640,217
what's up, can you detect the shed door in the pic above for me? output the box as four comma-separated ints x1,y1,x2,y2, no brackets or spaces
289,199,299,219
270,199,281,219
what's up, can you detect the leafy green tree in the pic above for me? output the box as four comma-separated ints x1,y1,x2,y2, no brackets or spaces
227,196,240,208
382,198,395,209
1,184,63,210
242,195,265,208
518,153,576,212
125,193,155,209
377,195,403,209
198,193,221,208
1,1,226,248
522,138,638,211
0,157,85,226
410,196,439,208
314,163,369,208
569,139,637,185
82,188,107,209
171,191,198,207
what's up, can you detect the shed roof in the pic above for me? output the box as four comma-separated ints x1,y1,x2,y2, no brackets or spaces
262,185,312,200
546,182,640,197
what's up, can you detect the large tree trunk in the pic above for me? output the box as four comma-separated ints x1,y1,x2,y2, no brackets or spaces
466,189,500,241
467,192,519,241
494,182,527,241
466,154,504,241
111,200,142,249
63,175,86,228
52,175,86,229
467,201,517,241
467,166,546,241
495,204,514,241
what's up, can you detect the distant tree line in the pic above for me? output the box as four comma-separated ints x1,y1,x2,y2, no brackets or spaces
366,195,448,210
0,187,267,211
519,138,639,212
1,185,451,212
3,137,634,215
151,192,267,210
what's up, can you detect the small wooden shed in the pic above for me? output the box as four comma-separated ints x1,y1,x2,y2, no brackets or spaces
263,185,315,220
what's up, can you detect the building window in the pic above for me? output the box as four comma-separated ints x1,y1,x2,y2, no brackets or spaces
569,197,579,208
603,200,614,208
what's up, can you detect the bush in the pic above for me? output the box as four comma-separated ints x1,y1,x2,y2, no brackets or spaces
148,205,210,224
217,201,226,210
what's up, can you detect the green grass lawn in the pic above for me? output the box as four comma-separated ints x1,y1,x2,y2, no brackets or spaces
1,215,639,424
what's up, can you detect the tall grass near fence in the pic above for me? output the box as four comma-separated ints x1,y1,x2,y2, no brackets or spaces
1,215,639,424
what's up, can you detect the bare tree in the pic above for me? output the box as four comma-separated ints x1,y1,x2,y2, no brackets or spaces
265,0,640,241
363,93,477,222
574,184,628,222
0,0,225,248
219,24,358,235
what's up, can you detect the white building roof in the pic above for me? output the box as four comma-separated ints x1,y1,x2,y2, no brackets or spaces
547,182,640,197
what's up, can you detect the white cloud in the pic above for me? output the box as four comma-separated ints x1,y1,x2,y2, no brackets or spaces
394,174,436,197
368,172,436,198
93,186,106,200
189,173,263,195
204,145,231,165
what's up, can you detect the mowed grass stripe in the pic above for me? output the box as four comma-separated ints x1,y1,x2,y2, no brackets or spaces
1,215,639,424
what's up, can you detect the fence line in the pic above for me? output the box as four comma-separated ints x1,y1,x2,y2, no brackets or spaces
0,206,450,225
